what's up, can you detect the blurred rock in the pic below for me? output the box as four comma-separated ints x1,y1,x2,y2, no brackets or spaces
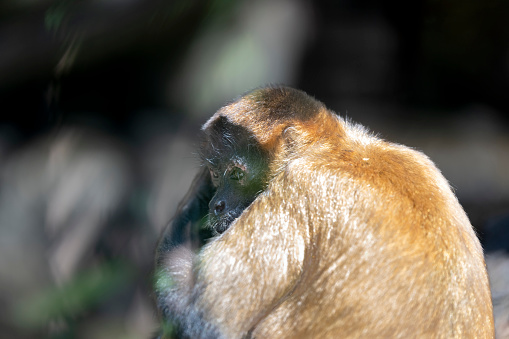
0,127,134,335
168,0,312,118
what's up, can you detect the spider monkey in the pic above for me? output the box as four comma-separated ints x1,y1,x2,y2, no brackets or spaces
154,86,494,338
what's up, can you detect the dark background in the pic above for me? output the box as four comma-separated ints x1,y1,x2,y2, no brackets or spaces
1,0,508,338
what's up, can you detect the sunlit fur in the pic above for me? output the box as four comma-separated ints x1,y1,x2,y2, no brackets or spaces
156,86,494,338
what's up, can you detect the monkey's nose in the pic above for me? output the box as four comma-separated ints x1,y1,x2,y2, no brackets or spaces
214,201,226,215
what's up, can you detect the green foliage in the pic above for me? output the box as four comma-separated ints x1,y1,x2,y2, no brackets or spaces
13,261,133,330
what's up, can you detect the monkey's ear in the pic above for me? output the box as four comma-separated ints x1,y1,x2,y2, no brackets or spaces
282,126,298,141
279,126,301,154
156,168,214,263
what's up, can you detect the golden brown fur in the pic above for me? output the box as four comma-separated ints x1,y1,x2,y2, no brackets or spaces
155,86,494,338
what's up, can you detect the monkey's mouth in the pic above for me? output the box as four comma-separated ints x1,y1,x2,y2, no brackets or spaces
209,211,239,235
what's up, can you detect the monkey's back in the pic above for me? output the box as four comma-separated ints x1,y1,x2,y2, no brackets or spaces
157,86,494,339
251,115,494,338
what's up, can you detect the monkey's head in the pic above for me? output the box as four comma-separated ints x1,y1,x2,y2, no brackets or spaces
200,116,269,235
199,86,327,235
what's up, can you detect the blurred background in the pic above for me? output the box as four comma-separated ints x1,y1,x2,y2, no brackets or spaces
0,0,508,338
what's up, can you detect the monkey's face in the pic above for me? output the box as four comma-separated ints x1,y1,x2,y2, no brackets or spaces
207,157,262,234
201,118,268,235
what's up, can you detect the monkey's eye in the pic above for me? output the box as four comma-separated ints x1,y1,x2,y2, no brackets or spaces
209,169,219,179
230,167,245,181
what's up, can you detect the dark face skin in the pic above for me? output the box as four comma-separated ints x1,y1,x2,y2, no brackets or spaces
202,118,268,235
206,153,266,234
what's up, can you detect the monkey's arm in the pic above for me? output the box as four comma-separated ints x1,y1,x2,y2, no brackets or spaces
156,172,306,338
189,182,307,338
154,168,218,338
155,167,213,265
